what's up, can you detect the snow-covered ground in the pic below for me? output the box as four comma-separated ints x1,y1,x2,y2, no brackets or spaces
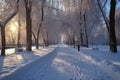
0,44,120,80
0,46,55,79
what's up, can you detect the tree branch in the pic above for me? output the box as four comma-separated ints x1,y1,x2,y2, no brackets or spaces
45,5,65,13
102,0,108,9
0,0,19,27
97,0,110,32
32,31,37,41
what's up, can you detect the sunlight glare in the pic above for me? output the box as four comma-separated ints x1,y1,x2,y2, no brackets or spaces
60,34,64,43
10,26,17,31
10,21,18,32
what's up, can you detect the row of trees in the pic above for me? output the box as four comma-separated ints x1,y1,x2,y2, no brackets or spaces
0,0,120,56
58,0,119,52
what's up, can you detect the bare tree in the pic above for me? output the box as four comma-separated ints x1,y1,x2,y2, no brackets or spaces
36,0,46,49
97,0,117,52
83,13,89,48
17,14,21,48
109,0,117,52
0,0,19,56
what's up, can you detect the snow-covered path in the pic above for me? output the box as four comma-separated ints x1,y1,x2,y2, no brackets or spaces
1,45,120,80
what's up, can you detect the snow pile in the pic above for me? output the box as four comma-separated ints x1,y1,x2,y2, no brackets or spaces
0,47,55,79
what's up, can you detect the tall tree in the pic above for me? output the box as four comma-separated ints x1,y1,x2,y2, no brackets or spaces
97,0,117,52
0,0,19,56
24,0,33,51
36,0,46,49
109,0,117,52
17,13,21,48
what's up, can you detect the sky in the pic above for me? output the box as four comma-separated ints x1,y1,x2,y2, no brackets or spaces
105,0,120,16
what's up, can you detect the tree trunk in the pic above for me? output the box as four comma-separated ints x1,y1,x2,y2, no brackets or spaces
1,27,6,56
109,0,117,52
80,32,83,46
83,14,89,48
17,16,21,48
24,0,32,51
26,8,32,51
36,38,39,49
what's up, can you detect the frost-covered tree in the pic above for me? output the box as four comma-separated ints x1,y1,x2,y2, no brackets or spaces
0,0,19,56
97,0,117,52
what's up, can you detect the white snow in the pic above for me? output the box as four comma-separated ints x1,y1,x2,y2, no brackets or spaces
0,44,120,80
0,47,55,79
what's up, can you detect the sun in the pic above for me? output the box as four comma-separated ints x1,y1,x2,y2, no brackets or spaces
10,26,17,31
10,21,18,32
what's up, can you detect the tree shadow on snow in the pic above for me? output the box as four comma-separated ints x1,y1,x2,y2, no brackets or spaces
0,56,6,77
0,47,59,80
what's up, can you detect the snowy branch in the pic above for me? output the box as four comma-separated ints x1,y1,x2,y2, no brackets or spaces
0,0,19,27
45,5,65,13
97,0,110,32
102,0,108,9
